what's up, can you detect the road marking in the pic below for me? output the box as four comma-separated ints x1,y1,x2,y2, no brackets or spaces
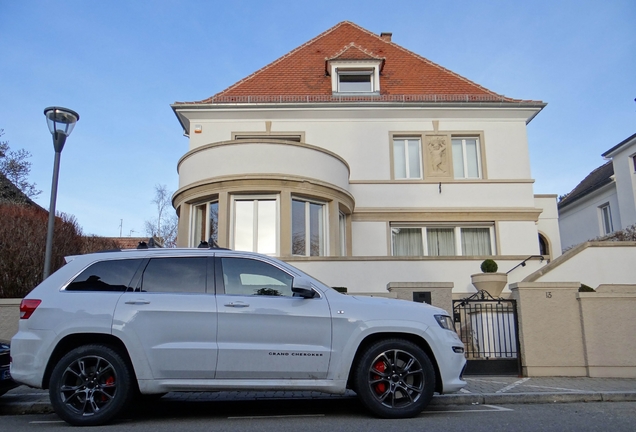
229,414,325,420
459,388,472,393
426,405,513,414
523,384,586,392
496,378,531,393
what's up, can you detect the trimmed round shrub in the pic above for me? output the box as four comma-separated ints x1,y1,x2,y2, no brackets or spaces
480,259,498,273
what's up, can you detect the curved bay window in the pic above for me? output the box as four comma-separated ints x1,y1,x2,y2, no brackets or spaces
232,196,278,255
292,198,326,256
192,201,218,246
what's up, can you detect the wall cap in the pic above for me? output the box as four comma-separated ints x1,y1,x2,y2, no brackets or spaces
510,282,581,290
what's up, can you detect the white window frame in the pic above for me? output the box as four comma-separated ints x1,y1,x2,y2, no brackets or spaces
230,194,280,255
329,60,382,94
291,197,328,257
452,137,482,179
391,224,495,257
190,200,219,247
393,138,423,180
599,203,613,235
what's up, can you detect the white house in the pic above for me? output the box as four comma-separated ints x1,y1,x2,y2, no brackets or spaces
171,21,557,300
558,132,636,250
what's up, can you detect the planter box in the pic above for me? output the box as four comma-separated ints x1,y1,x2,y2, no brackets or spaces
470,273,508,297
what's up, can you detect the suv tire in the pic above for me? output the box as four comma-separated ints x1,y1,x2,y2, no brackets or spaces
49,345,133,426
354,339,435,418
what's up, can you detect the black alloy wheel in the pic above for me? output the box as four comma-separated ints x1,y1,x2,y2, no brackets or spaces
49,345,133,426
355,339,435,418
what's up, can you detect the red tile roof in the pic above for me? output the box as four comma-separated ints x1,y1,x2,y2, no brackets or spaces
178,21,540,105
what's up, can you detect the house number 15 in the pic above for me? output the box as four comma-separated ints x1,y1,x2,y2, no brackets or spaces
546,292,552,298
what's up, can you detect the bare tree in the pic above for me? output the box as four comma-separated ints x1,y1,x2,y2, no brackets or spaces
0,129,41,198
144,184,178,247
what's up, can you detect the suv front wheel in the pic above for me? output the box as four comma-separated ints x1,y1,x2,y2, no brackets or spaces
354,339,435,418
49,345,133,426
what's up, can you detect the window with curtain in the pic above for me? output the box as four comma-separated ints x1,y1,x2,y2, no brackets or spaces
292,198,326,256
461,228,492,255
393,138,422,179
427,228,456,256
392,228,424,256
452,137,481,179
233,197,277,255
391,225,494,257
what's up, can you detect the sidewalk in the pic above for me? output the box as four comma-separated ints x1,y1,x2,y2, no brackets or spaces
2,376,636,416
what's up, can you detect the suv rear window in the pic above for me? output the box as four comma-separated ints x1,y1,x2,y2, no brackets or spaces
66,259,143,292
138,257,207,293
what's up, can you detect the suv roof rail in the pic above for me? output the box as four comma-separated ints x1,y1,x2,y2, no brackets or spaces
197,237,230,250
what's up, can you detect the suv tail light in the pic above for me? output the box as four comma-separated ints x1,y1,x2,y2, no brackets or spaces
20,299,42,319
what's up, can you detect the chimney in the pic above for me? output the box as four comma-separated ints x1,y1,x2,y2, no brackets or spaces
380,32,392,42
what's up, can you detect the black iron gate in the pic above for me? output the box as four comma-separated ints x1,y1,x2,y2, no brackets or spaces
453,291,521,376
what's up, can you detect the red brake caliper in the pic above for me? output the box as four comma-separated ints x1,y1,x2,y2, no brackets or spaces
101,376,115,402
373,360,387,394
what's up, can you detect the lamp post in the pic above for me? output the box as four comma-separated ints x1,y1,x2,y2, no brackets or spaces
42,107,79,280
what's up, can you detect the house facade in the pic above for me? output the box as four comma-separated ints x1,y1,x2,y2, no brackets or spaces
171,21,556,299
558,132,636,250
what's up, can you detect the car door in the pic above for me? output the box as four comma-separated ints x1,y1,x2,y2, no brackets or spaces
113,255,218,379
215,255,332,379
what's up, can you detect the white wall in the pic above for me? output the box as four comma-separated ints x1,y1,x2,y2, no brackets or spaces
181,107,535,182
177,141,350,192
559,184,619,250
498,221,541,255
610,141,636,228
289,257,545,298
351,222,387,256
526,242,636,289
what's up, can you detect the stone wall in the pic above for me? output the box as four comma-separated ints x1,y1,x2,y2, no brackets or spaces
0,299,20,340
510,282,636,378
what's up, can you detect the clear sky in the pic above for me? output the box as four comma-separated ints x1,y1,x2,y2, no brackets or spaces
1,0,634,237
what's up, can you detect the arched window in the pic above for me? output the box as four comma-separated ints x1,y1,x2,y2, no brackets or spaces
538,234,549,257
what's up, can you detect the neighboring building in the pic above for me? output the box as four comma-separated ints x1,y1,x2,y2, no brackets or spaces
558,132,636,250
171,21,556,296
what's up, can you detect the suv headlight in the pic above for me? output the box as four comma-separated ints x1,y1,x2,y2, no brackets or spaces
434,314,454,331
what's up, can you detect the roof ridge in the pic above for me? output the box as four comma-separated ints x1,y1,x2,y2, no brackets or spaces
202,21,352,103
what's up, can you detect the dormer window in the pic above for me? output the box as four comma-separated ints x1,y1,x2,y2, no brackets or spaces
338,70,374,92
326,44,384,95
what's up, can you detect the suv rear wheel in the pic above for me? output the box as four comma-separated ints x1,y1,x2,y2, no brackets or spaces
354,339,435,418
49,345,133,426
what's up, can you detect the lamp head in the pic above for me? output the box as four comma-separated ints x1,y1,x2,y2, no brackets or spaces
44,107,79,152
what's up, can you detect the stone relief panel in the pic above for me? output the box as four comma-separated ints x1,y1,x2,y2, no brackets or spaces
425,135,451,179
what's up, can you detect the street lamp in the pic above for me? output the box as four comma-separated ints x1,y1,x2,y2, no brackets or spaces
42,106,79,280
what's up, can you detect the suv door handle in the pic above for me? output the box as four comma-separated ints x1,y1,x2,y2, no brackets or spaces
224,302,249,308
125,300,151,305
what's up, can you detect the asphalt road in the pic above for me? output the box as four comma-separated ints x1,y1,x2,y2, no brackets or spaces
1,399,634,431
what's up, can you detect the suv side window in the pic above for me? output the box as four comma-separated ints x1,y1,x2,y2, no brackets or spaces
66,259,143,292
138,257,207,293
220,257,293,297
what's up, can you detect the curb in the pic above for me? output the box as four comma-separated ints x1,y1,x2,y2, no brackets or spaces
431,391,636,406
2,391,636,416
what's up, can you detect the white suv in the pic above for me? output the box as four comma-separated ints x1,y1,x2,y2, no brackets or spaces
11,247,466,425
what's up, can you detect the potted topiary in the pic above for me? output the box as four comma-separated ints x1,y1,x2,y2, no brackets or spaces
470,259,508,297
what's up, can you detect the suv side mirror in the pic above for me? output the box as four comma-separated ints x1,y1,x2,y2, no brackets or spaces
292,277,316,299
